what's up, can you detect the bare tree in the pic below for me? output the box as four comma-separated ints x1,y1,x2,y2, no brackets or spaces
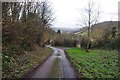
79,0,100,52
2,1,54,47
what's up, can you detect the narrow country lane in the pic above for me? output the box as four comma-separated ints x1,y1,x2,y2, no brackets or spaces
26,46,76,78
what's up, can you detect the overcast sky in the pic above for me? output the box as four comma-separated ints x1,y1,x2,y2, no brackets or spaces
51,0,120,28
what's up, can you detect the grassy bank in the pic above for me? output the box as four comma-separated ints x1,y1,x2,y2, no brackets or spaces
3,46,53,78
66,48,119,78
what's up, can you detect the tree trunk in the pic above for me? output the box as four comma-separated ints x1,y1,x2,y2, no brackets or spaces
86,27,90,52
86,13,91,52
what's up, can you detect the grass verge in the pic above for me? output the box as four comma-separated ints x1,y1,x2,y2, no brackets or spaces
3,46,53,78
48,58,61,78
66,48,119,78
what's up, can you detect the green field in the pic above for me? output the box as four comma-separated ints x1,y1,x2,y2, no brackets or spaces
66,48,119,78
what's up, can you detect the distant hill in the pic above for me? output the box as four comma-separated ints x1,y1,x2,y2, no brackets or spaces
51,27,80,33
51,21,119,34
93,21,118,29
75,21,119,35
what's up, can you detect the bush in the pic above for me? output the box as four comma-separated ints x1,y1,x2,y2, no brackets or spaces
81,37,89,48
53,39,77,47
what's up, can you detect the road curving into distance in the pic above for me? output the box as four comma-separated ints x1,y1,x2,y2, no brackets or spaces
25,46,76,78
